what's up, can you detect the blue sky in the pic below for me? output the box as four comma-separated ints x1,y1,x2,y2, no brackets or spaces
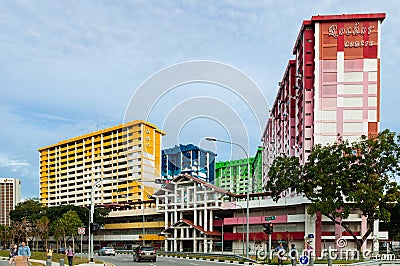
1,1,399,199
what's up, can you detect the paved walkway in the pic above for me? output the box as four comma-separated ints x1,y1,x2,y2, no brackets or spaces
1,256,106,265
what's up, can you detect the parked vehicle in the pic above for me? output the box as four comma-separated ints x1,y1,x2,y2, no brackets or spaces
97,247,116,256
133,246,156,262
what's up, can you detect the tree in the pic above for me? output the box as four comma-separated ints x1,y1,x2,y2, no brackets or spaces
45,205,88,225
381,203,400,241
9,198,45,250
0,224,11,248
51,219,65,251
10,218,29,244
36,216,50,250
58,210,84,249
9,198,44,222
93,208,111,227
265,129,400,252
45,204,109,228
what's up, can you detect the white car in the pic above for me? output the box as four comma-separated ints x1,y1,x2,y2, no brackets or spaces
97,247,116,256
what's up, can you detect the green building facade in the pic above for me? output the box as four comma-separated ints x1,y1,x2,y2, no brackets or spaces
215,147,263,194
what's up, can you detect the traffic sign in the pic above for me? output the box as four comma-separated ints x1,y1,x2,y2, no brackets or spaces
265,216,276,221
78,227,85,235
300,256,309,265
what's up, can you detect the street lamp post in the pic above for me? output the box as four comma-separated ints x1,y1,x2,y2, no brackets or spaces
205,137,250,259
89,179,109,262
230,202,245,255
215,216,224,253
89,177,131,262
142,200,145,246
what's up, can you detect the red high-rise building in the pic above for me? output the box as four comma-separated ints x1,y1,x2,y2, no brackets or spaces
263,13,386,253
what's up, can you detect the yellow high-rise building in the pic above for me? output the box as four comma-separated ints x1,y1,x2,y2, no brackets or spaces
39,120,165,207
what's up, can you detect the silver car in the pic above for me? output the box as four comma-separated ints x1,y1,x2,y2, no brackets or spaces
97,247,116,256
133,246,156,262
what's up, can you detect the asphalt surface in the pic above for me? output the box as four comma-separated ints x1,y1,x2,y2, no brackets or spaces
90,254,253,266
1,254,254,266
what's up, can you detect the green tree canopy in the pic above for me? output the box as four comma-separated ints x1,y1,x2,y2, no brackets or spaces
9,198,44,222
60,210,84,237
45,205,109,227
45,205,88,225
265,129,400,251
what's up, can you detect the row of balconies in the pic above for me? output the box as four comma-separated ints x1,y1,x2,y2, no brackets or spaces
42,143,142,161
42,168,141,180
104,221,164,230
42,130,142,152
94,234,164,241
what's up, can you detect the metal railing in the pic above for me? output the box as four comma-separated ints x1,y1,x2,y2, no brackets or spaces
157,251,259,263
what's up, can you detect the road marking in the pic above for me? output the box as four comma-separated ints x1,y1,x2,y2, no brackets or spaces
190,263,199,265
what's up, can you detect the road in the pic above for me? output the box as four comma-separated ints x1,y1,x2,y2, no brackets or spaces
0,254,237,266
93,254,238,266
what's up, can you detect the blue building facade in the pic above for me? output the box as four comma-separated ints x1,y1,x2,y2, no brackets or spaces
161,144,216,183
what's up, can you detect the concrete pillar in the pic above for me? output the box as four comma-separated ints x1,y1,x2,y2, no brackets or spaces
181,189,184,208
373,220,380,254
335,216,342,259
304,205,316,250
210,209,213,231
361,216,367,251
315,212,322,257
193,230,197,252
204,208,208,231
194,203,197,225
165,211,168,229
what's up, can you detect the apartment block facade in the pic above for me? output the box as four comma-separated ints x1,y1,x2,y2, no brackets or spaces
263,13,385,172
39,120,165,207
262,13,386,254
161,144,216,183
38,120,166,246
215,147,263,194
0,177,21,226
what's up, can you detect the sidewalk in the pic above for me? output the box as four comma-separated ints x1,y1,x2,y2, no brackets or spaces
1,256,107,265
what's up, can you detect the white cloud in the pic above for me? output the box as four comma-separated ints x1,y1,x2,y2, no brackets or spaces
0,153,31,174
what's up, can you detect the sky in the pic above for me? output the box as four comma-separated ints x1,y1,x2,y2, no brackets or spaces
1,1,399,199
